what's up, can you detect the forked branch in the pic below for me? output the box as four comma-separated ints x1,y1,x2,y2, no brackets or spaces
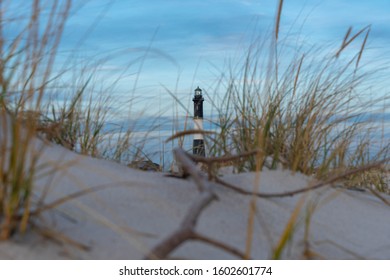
145,148,245,260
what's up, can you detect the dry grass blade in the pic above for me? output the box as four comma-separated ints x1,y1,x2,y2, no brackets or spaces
245,196,256,259
336,25,370,57
356,27,370,69
31,182,130,216
272,195,306,259
36,225,91,252
342,27,353,47
292,54,304,98
317,239,366,259
275,0,284,41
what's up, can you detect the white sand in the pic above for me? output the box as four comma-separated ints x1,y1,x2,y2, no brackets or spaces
1,117,390,259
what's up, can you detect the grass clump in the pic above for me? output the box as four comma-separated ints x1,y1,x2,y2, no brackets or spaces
0,0,71,239
207,21,389,192
40,80,110,156
0,111,40,239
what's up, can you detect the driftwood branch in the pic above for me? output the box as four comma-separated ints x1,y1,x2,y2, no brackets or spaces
215,157,390,198
181,191,217,229
144,191,215,260
173,148,209,192
189,149,260,180
145,148,245,260
146,149,389,259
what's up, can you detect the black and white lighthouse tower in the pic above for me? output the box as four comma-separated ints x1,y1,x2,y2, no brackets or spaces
193,86,205,156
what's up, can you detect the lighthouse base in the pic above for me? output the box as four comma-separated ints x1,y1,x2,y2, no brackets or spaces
193,139,205,157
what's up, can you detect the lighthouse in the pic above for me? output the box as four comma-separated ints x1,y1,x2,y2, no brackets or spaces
193,86,205,157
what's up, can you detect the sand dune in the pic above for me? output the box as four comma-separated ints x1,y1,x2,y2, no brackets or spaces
0,116,390,259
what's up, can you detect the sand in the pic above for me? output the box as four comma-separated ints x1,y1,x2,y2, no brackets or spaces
1,116,390,259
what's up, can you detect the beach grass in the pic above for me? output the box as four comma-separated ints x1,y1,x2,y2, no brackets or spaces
0,0,71,239
205,2,389,192
200,0,389,258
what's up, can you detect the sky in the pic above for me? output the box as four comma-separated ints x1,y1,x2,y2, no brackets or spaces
6,0,390,117
63,0,390,90
56,0,390,115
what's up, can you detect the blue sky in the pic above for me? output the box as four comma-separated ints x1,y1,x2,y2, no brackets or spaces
60,0,389,103
9,0,390,117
